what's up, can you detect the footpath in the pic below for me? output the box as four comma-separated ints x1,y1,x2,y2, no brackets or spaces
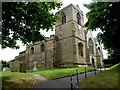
30,68,110,88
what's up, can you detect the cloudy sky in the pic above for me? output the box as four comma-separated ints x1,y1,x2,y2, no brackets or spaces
0,0,108,61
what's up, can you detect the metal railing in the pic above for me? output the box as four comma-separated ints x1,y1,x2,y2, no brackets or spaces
70,66,107,90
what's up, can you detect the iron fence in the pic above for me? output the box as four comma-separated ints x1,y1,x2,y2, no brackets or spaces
70,65,107,90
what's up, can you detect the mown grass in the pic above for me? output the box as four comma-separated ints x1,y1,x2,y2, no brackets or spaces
29,67,95,80
78,63,120,88
1,71,38,88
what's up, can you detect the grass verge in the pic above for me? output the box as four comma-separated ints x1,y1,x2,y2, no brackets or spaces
29,67,95,80
1,71,38,88
77,63,120,88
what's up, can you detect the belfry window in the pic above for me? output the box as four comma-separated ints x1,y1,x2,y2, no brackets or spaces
77,13,81,25
41,44,45,52
78,43,83,57
31,47,34,54
61,12,66,24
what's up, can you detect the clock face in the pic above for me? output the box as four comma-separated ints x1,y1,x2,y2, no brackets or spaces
77,24,82,30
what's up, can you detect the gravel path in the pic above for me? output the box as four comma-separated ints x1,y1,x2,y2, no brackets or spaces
31,68,110,88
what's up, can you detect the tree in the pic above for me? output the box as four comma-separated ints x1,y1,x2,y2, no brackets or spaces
1,60,9,68
2,2,62,49
84,2,120,56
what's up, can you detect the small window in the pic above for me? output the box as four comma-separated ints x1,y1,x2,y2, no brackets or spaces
41,44,45,52
61,12,66,24
78,43,83,57
77,13,81,25
98,47,100,50
31,47,34,54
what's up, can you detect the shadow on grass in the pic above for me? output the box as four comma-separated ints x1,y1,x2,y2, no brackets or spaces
2,76,18,88
2,76,34,88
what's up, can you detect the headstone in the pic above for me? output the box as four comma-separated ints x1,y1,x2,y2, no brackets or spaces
32,61,37,71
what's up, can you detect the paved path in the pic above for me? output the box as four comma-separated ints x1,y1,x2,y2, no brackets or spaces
31,68,110,88
29,73,48,81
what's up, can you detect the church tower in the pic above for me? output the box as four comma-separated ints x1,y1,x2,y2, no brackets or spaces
55,4,88,67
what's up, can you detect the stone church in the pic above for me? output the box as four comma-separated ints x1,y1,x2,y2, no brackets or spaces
10,4,103,72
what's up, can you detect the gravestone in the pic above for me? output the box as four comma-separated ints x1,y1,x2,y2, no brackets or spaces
32,61,37,71
19,63,27,73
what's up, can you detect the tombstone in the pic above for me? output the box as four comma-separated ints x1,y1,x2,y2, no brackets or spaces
32,61,37,71
19,63,27,73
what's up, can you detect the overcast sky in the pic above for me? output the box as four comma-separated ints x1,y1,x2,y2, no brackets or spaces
0,0,108,61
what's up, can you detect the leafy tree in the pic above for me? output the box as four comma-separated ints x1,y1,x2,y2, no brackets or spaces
1,60,9,68
84,2,120,57
2,2,62,49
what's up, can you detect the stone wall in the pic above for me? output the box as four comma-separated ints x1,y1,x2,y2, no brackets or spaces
9,4,104,71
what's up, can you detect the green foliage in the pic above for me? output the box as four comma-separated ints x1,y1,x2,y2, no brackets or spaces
2,71,37,88
84,2,120,56
2,2,62,49
1,60,9,68
104,64,114,68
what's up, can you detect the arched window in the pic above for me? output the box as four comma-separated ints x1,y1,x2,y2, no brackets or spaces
98,47,100,50
88,38,94,54
78,43,83,57
31,47,34,54
77,13,81,25
41,44,45,52
61,12,66,24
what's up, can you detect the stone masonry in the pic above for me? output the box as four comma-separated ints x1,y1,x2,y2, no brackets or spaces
10,4,103,72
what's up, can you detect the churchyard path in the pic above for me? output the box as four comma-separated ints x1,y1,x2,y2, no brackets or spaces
29,73,48,81
31,68,110,88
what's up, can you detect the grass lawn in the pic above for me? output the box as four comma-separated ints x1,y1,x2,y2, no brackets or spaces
77,63,120,88
28,67,95,80
1,70,38,88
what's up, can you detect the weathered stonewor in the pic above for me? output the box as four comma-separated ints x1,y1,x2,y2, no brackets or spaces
10,4,104,72
19,63,27,73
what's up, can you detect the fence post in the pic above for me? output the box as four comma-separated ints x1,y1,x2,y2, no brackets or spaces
94,66,96,75
76,69,79,83
85,67,87,79
70,75,73,90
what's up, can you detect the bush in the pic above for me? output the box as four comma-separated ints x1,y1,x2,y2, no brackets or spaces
103,58,120,64
104,64,114,68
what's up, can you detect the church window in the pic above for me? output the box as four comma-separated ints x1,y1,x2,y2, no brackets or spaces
98,47,100,50
88,38,94,54
61,12,66,24
31,47,34,54
41,44,45,52
78,43,83,57
77,13,81,25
